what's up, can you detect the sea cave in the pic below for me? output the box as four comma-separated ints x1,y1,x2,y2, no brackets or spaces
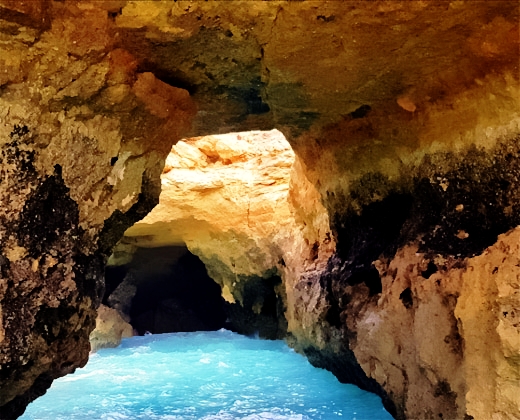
0,1,519,419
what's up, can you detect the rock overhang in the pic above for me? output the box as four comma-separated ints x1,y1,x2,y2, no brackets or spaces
0,1,519,419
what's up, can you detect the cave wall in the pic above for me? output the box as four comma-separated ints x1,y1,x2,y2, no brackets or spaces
0,1,194,417
1,1,519,419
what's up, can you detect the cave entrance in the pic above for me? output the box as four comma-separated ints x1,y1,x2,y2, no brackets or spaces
104,246,226,336
100,129,297,345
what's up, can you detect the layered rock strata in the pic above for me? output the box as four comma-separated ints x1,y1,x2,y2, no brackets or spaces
0,1,519,419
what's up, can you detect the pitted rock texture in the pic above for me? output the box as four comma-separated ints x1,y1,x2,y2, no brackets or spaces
1,1,519,419
0,2,194,417
335,228,520,420
295,136,520,420
118,129,333,339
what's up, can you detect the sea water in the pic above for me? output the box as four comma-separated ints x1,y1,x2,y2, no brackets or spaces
20,330,392,420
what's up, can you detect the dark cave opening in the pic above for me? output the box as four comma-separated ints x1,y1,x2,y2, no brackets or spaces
399,287,413,309
103,246,287,339
347,267,383,296
421,261,438,279
104,246,227,335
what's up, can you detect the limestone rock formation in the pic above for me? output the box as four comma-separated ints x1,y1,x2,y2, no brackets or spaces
352,230,520,420
116,129,332,338
89,304,133,352
0,1,194,417
0,1,519,419
124,130,332,299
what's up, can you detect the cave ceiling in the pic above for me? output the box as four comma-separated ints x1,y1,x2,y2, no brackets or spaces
0,1,519,419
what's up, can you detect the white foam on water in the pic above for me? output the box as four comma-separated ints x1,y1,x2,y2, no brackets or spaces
20,330,393,420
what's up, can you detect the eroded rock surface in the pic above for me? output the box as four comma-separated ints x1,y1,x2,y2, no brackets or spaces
1,1,519,419
89,304,133,352
118,129,332,339
0,2,194,417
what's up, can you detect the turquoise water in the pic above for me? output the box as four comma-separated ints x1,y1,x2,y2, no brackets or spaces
21,330,392,420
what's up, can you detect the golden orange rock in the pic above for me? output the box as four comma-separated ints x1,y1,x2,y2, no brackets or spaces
0,1,519,419
123,129,334,310
89,304,133,353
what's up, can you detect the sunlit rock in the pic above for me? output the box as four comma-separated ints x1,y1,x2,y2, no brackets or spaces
0,1,519,419
120,129,334,337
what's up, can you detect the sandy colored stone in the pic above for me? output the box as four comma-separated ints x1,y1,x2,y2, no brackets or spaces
338,229,520,420
0,1,194,417
89,304,133,352
0,1,519,418
123,129,334,311
456,231,520,420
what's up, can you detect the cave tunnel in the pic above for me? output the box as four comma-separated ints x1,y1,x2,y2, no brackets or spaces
104,246,227,335
2,3,519,419
96,127,396,412
103,245,286,339
98,129,300,344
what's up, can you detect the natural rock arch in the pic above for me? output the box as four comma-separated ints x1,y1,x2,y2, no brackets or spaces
102,129,330,342
0,1,519,419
